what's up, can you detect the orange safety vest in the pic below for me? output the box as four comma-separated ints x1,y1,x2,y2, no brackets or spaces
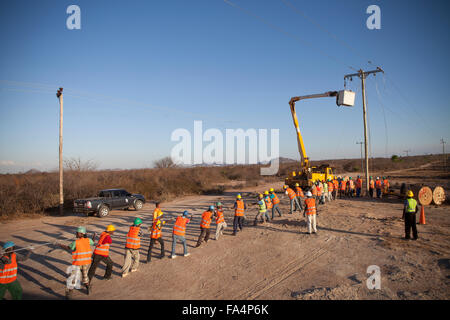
383,179,389,188
264,196,273,209
151,220,163,239
286,188,296,200
173,216,188,236
235,200,245,216
327,182,334,192
295,186,304,198
304,198,316,215
94,232,111,257
72,238,92,266
375,180,382,189
311,186,317,196
349,180,355,189
126,226,141,249
333,180,339,190
340,181,346,191
271,193,280,205
0,253,17,284
317,186,323,196
369,180,375,189
200,211,213,228
356,179,362,188
215,210,225,224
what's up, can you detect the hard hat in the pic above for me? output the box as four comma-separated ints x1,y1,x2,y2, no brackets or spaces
295,183,299,187
283,185,288,189
216,202,222,206
264,191,269,195
407,190,414,197
183,210,189,216
258,193,263,198
134,218,142,225
77,226,86,234
3,241,15,250
269,188,274,192
106,225,116,232
370,176,373,179
349,177,352,180
157,210,164,218
209,205,215,211
376,177,380,179
236,194,242,199
306,191,312,197
383,176,386,179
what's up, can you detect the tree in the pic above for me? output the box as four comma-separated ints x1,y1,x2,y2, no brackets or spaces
64,157,99,172
153,157,177,169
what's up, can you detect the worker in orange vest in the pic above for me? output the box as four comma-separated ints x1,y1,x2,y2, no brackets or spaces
375,177,383,199
303,191,318,234
57,226,95,298
88,225,115,287
214,202,227,240
121,218,142,278
284,185,301,214
369,176,375,198
269,188,282,219
332,178,339,200
295,183,305,210
383,176,390,194
348,177,355,198
355,176,363,197
196,206,214,247
233,194,247,235
146,216,166,263
0,241,32,300
171,211,193,258
316,181,324,205
327,179,334,201
339,179,347,199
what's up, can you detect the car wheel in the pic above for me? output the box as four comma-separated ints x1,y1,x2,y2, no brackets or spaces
134,200,143,211
98,205,110,218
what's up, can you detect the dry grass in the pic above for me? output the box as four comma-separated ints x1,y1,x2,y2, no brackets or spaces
0,154,443,218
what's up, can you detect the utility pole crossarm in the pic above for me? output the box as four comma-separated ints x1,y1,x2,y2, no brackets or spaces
344,67,384,80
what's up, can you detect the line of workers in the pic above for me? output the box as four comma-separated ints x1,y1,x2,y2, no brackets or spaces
1,175,393,300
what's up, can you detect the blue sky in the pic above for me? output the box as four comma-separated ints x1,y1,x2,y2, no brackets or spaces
0,0,449,173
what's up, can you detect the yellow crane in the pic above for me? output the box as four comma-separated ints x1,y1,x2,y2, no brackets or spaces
285,90,355,188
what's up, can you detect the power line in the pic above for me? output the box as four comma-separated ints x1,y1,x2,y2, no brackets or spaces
222,0,358,71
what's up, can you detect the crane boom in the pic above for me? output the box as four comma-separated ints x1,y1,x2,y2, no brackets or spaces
288,91,338,169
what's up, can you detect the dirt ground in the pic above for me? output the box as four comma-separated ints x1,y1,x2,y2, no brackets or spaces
0,169,449,300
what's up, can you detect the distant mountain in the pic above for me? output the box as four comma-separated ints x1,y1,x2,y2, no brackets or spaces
24,169,41,174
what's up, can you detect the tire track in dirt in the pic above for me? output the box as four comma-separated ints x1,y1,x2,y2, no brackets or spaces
233,236,334,300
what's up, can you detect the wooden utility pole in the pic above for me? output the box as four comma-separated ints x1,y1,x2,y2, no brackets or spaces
344,67,384,196
356,141,364,173
57,88,64,215
441,138,446,170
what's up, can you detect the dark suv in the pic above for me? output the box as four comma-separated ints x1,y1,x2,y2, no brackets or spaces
73,189,146,218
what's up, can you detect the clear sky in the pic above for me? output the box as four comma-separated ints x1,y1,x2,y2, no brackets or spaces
0,0,449,173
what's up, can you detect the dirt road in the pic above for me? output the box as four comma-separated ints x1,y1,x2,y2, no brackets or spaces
1,182,449,300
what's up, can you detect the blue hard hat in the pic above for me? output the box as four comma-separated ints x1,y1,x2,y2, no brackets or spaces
183,210,189,216
3,241,15,250
209,205,215,211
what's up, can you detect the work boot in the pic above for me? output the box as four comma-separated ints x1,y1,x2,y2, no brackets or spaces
232,232,237,236
253,220,257,226
146,258,151,263
85,283,90,295
159,254,165,259
122,272,129,278
65,289,73,300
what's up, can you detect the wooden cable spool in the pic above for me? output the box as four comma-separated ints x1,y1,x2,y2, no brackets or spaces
432,186,446,205
409,185,433,206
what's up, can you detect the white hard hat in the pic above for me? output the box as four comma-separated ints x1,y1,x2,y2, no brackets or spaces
306,191,312,197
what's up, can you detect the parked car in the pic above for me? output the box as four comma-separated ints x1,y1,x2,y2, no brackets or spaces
73,189,146,218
